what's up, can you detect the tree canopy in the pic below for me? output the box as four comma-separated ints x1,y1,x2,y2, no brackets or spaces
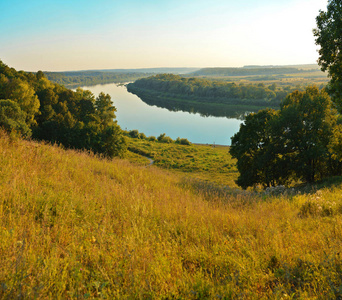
314,0,342,112
230,87,342,189
0,60,127,158
128,74,294,107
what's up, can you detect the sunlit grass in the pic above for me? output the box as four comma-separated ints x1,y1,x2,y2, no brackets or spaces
126,137,239,187
1,131,342,298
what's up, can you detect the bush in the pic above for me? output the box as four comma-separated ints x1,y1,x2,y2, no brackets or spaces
139,132,147,140
129,129,140,139
148,136,157,142
157,133,173,143
175,137,191,145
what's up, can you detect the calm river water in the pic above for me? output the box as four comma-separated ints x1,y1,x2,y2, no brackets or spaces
83,83,243,145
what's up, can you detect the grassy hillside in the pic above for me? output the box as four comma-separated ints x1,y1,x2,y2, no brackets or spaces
126,137,238,187
1,131,342,298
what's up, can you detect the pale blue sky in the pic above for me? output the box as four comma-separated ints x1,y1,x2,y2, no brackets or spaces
0,0,328,71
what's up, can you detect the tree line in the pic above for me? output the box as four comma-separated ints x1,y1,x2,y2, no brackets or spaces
190,66,319,77
45,71,151,88
128,74,306,107
0,60,127,157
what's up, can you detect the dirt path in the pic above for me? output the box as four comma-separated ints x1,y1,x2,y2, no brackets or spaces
146,157,154,166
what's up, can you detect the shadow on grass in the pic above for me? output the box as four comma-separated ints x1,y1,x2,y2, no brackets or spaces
294,176,342,195
178,177,263,208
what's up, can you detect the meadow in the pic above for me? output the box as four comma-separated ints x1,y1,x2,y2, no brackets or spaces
191,70,328,86
1,130,342,299
126,137,238,187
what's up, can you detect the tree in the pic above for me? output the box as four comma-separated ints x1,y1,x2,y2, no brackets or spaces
8,79,40,126
277,86,339,182
95,92,116,127
96,124,127,158
313,0,342,111
0,100,31,137
230,87,341,189
230,108,281,189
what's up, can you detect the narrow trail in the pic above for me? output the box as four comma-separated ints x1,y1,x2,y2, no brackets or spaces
146,157,154,166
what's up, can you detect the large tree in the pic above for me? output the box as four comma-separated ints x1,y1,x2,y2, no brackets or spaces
230,87,341,189
276,87,339,183
313,0,342,111
230,108,281,189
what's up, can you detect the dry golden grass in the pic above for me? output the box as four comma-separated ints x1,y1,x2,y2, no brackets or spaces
1,131,342,299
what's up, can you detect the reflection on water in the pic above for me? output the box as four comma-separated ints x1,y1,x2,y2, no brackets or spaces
127,86,254,119
82,83,244,145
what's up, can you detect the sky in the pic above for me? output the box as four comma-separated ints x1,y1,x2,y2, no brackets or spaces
0,0,329,72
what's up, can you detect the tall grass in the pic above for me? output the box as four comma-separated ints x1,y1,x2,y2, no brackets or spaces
1,131,342,298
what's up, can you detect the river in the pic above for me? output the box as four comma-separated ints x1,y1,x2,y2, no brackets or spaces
82,83,243,145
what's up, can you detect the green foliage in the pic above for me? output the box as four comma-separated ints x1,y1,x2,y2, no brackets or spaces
94,92,116,126
128,129,140,138
95,124,127,158
230,109,281,189
276,86,340,182
157,133,173,143
175,137,191,145
0,60,127,158
138,132,147,140
148,135,157,142
314,0,342,112
230,86,342,189
0,100,31,137
128,73,307,111
45,71,152,87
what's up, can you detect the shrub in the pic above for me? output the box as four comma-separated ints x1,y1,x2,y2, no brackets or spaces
139,132,147,140
148,136,157,142
157,133,173,143
129,129,140,139
175,137,191,145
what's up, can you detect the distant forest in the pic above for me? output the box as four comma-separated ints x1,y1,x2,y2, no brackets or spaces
127,74,309,117
190,65,321,77
44,65,325,90
45,68,199,88
45,71,152,88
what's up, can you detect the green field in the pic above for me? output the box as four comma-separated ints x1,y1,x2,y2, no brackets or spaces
126,137,238,187
194,70,329,88
2,131,342,298
188,65,329,88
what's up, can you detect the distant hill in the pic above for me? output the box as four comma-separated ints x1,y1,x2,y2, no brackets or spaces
96,67,201,74
45,70,153,87
45,68,201,87
190,64,322,77
47,68,200,75
242,64,321,70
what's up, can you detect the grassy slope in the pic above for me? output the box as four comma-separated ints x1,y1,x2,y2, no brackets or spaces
126,137,238,187
1,132,342,298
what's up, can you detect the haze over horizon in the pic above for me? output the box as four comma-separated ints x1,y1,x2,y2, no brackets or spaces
1,0,328,72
